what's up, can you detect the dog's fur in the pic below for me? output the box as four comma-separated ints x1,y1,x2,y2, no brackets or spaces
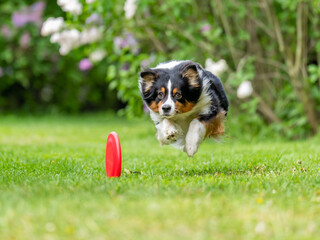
139,60,229,157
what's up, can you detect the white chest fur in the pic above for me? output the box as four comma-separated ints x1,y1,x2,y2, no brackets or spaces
149,81,212,154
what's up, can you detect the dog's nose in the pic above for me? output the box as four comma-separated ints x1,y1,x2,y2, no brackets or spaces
162,104,171,113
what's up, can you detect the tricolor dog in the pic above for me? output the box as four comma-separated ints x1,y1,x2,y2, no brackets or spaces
139,60,229,157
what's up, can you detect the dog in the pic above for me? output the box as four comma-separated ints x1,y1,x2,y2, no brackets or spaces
139,60,229,157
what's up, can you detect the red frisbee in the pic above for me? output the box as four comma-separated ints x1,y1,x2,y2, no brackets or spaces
105,132,122,177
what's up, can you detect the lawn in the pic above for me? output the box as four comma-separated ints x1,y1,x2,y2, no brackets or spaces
0,114,319,240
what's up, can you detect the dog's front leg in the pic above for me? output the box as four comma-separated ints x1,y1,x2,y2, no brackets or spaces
156,118,181,145
185,118,206,157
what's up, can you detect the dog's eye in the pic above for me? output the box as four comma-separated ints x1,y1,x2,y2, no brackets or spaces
175,92,182,99
157,92,164,99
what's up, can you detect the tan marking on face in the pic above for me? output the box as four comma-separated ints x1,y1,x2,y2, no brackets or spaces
182,68,199,87
144,82,154,92
172,88,178,95
201,111,226,138
149,100,162,113
161,87,165,94
142,72,158,92
175,101,195,114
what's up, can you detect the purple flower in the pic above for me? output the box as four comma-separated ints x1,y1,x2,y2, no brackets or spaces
30,1,46,12
85,13,102,24
113,36,126,49
1,25,12,39
79,58,93,71
122,62,130,71
141,55,156,68
201,23,211,33
20,32,31,48
12,12,30,27
125,33,138,47
113,33,139,54
141,60,149,68
12,1,46,28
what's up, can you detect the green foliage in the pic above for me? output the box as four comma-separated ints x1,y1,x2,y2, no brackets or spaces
1,0,320,138
0,1,118,113
308,64,320,112
63,0,319,137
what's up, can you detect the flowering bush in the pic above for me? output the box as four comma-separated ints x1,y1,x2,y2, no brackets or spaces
41,0,320,137
0,1,118,113
40,0,233,117
1,0,320,138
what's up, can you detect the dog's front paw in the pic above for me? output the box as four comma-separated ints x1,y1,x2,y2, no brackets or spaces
165,127,178,142
157,126,179,145
156,119,183,145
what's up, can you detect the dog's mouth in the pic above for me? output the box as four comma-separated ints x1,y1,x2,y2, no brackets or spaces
161,109,181,117
161,112,175,118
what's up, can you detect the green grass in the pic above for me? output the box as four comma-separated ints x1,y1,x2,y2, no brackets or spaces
1,114,320,240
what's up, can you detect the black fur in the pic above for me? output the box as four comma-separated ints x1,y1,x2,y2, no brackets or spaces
198,70,229,122
139,61,228,120
140,66,202,107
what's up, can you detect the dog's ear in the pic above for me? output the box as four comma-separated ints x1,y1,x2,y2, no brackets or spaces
140,69,158,92
181,62,200,88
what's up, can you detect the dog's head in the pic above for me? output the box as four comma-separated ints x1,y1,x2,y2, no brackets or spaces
139,61,203,117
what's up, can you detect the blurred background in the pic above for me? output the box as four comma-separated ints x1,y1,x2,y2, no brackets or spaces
0,0,319,140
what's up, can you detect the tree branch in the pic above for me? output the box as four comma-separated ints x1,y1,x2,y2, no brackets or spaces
165,24,213,53
215,0,238,66
263,0,293,68
144,27,167,53
294,2,308,74
230,0,275,39
136,18,167,53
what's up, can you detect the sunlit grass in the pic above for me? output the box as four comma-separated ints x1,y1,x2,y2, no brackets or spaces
0,114,319,240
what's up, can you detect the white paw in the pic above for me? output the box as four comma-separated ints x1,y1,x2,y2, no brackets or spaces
157,119,183,145
164,126,178,142
185,142,199,157
159,127,179,145
184,119,206,157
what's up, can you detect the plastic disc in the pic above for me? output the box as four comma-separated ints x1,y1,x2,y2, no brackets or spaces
105,132,122,177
